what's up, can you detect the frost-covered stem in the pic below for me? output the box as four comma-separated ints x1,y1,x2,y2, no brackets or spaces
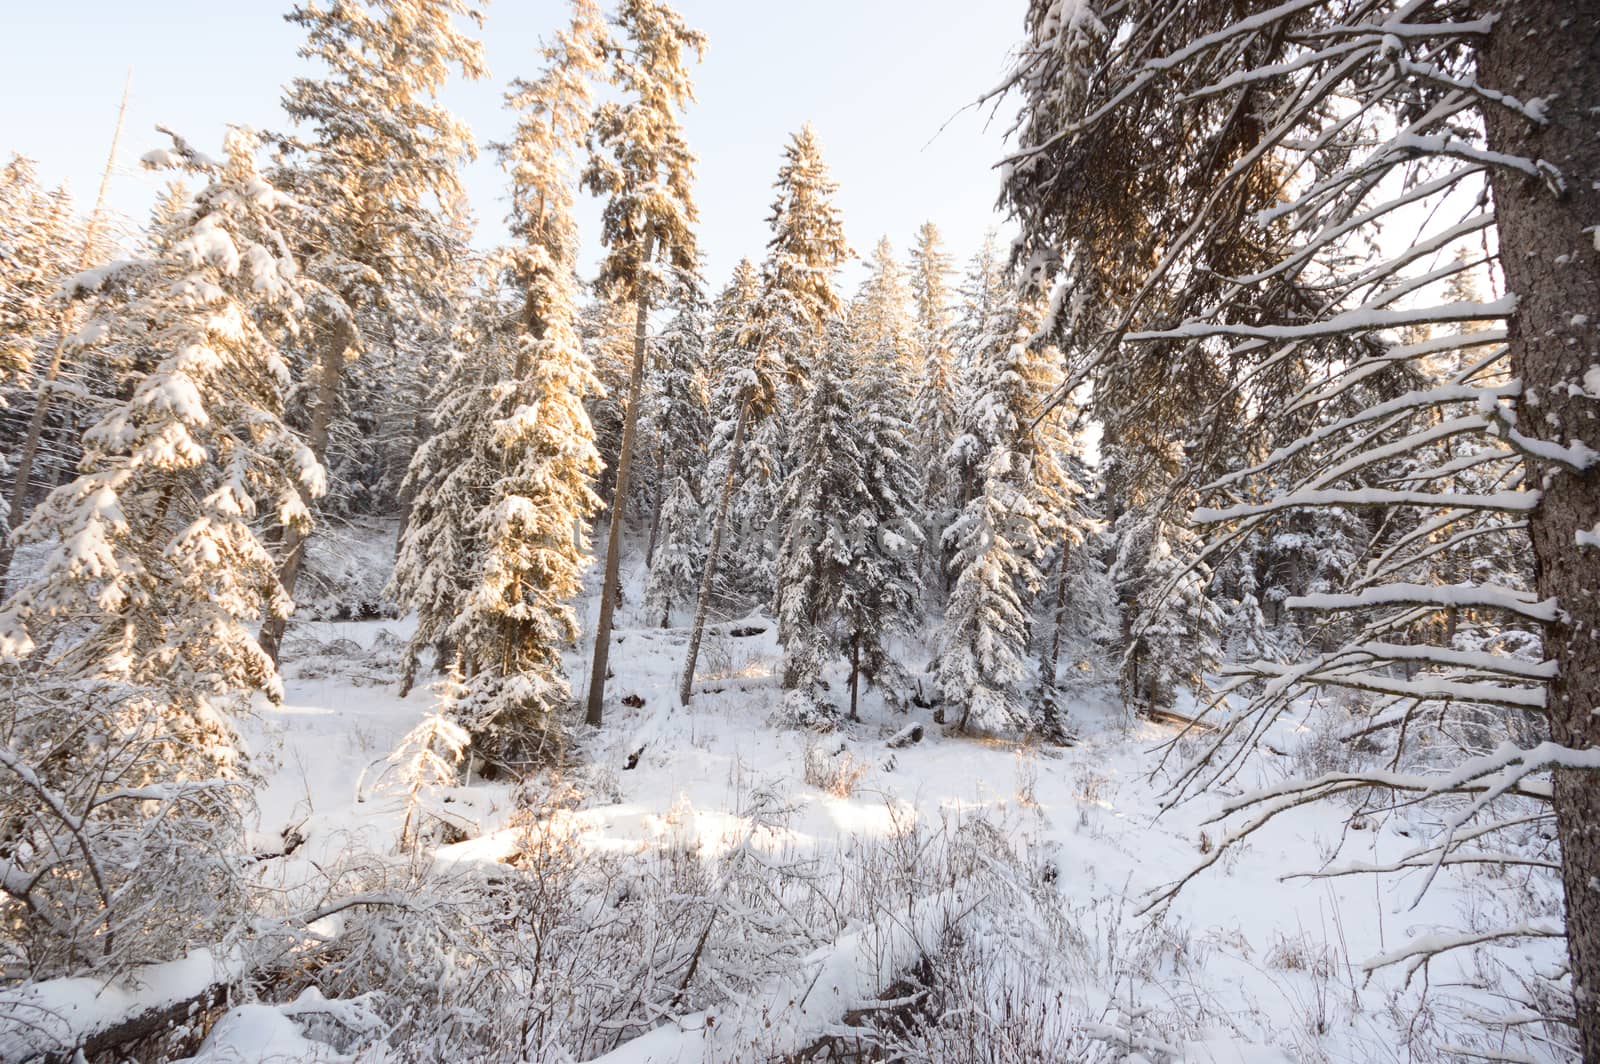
586,233,655,728
260,316,352,664
678,398,749,706
0,70,129,599
1479,1,1600,1050
0,743,115,961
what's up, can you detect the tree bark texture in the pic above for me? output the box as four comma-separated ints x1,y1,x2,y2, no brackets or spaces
1479,3,1600,1052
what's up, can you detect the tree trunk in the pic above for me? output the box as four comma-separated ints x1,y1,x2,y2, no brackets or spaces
1479,5,1600,1053
1044,540,1071,688
585,239,654,728
849,630,860,722
645,444,666,566
259,318,352,665
678,399,750,706
0,72,129,600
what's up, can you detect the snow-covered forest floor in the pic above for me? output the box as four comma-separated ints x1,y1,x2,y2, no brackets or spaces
89,538,1551,1062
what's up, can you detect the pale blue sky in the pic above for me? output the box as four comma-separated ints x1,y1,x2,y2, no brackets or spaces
1,1,1022,292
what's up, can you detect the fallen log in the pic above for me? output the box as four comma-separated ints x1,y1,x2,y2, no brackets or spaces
886,723,924,749
0,893,411,1063
1138,706,1219,734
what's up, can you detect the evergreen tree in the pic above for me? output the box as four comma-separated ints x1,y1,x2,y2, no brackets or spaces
581,0,704,727
848,236,914,392
999,2,1600,1048
697,259,770,600
943,235,1010,519
0,159,77,544
262,0,485,662
0,131,319,974
907,221,959,591
2,128,319,748
377,658,471,853
678,125,850,705
776,333,862,713
393,0,606,771
0,146,118,596
579,282,638,507
777,242,924,723
642,475,703,627
642,269,711,565
0,157,75,409
938,274,1074,735
389,303,484,698
840,293,925,713
1111,506,1222,712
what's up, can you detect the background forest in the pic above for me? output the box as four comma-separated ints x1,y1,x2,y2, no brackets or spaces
0,0,1596,1061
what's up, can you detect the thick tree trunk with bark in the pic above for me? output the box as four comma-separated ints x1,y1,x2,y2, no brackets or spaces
586,244,654,727
678,399,749,706
259,318,353,664
1479,3,1600,1052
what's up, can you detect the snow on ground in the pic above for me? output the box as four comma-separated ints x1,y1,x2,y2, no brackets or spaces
154,555,1563,1061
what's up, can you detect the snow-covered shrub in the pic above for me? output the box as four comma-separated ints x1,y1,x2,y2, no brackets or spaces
369,701,471,853
256,778,1108,1062
871,917,1099,1064
802,738,868,797
1265,930,1335,979
0,680,252,980
820,806,1098,1063
780,687,839,732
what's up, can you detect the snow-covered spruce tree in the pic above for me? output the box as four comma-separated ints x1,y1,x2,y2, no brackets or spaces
643,475,703,628
0,154,118,597
388,294,486,699
907,221,959,592
776,331,860,719
774,253,924,724
1108,505,1221,712
837,265,925,715
0,130,320,977
581,0,704,728
0,157,77,414
937,270,1074,737
0,159,76,541
579,281,637,507
262,0,485,663
639,272,712,626
678,125,851,705
374,658,470,853
999,0,1600,1052
1215,538,1272,667
362,212,476,523
393,0,606,772
943,234,1011,521
849,237,914,377
452,294,602,770
642,268,711,565
692,259,769,602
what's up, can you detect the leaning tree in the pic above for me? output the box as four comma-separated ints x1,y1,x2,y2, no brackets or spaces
999,0,1600,1053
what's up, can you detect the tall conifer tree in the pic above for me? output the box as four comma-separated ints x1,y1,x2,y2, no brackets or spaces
678,125,849,705
393,0,606,770
262,0,485,662
581,0,704,727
